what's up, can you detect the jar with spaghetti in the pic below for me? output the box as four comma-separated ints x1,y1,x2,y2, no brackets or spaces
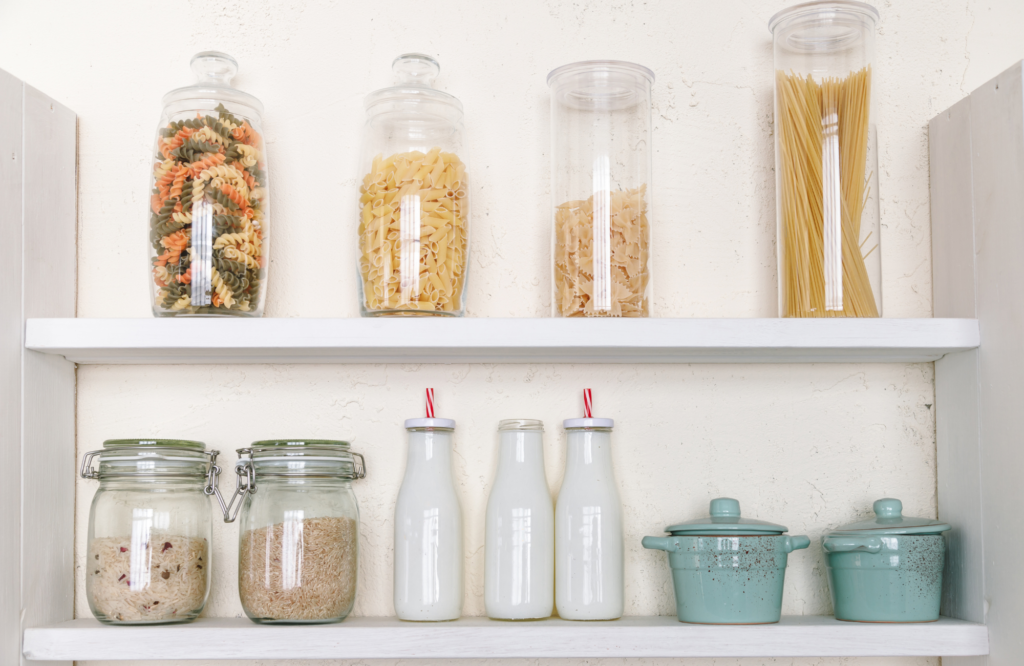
549,61,654,318
771,2,881,317
80,439,220,624
220,440,366,624
149,51,269,317
358,54,469,316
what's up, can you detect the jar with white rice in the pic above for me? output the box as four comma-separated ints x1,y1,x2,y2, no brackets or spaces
223,440,366,624
81,439,218,624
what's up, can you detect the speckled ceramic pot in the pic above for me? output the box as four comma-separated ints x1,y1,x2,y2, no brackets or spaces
823,498,950,623
642,498,810,624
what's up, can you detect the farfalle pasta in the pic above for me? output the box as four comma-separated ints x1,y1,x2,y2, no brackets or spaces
554,185,650,317
358,148,468,315
149,103,267,316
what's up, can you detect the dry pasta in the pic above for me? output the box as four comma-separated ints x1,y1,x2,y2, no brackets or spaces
776,66,878,318
554,185,650,317
358,148,468,315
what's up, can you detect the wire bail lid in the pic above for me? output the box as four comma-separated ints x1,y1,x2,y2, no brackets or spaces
80,439,217,480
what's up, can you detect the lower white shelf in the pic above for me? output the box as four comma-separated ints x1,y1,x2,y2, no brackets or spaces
22,615,989,660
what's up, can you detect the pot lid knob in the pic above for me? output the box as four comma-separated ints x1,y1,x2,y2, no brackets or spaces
873,498,903,519
710,497,741,518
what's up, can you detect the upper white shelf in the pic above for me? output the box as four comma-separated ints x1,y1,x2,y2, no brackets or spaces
24,317,979,365
22,615,989,660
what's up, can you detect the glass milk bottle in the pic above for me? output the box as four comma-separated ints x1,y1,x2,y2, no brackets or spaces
394,418,463,621
485,420,554,620
555,418,624,620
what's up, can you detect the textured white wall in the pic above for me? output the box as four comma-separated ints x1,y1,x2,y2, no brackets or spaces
2,0,1022,665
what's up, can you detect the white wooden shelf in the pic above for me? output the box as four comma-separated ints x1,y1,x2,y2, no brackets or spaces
22,615,989,660
25,317,979,365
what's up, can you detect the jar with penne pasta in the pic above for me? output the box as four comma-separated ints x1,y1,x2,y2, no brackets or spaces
549,61,654,318
358,54,469,316
148,52,270,317
771,1,881,317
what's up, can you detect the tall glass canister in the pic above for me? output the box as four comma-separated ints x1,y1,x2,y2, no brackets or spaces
548,61,654,318
358,54,469,316
771,2,881,317
149,51,269,317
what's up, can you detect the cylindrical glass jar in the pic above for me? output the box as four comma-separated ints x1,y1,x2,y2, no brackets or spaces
548,61,654,318
771,2,881,317
149,51,270,317
485,419,554,620
225,440,365,624
80,439,218,624
555,418,624,620
358,54,469,317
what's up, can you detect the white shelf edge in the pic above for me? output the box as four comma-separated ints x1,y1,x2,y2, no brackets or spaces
24,317,980,365
22,616,989,660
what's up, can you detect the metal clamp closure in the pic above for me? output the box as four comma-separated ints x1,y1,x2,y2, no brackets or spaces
352,451,366,479
80,450,102,480
207,448,256,523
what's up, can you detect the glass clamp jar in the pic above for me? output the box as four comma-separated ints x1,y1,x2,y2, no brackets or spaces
149,51,270,317
548,61,654,318
771,1,881,317
358,54,469,317
80,439,220,624
217,440,366,624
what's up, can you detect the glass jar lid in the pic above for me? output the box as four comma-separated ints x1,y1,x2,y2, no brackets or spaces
769,1,879,38
547,60,654,112
364,53,463,121
81,439,217,479
498,419,544,431
240,440,366,480
162,51,264,115
826,498,951,536
663,498,789,535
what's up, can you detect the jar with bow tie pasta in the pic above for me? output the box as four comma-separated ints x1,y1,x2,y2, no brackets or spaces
148,51,270,317
358,53,469,316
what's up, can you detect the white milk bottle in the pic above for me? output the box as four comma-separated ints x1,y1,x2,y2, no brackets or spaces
394,416,463,621
555,415,623,620
485,419,554,620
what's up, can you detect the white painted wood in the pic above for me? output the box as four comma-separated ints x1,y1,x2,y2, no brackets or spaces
0,67,25,666
24,317,980,365
21,616,989,660
0,70,77,666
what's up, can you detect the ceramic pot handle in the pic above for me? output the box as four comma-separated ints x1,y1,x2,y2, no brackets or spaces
784,535,811,552
641,536,680,552
822,536,883,554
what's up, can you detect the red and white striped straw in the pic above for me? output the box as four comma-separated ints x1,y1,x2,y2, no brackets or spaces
584,388,593,418
426,388,435,418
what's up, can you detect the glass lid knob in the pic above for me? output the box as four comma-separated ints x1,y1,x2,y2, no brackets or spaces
191,51,238,86
873,498,903,519
393,53,440,88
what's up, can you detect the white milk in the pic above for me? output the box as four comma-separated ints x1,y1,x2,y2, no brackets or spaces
554,418,623,620
485,419,554,620
393,419,463,621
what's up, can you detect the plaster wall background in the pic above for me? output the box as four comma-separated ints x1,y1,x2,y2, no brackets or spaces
1,0,1021,664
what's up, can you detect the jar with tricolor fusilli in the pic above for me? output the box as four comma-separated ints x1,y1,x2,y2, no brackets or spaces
148,51,270,317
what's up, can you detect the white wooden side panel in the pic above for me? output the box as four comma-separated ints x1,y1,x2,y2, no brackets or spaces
21,616,990,661
18,79,76,666
0,67,25,666
969,61,1024,666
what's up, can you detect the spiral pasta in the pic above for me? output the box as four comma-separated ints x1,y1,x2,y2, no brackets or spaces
149,104,267,315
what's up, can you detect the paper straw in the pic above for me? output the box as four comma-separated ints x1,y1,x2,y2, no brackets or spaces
426,388,435,418
584,388,593,418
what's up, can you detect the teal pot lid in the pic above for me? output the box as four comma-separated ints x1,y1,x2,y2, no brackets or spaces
827,498,952,536
665,498,788,535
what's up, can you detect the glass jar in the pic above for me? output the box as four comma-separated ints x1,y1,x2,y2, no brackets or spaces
149,51,270,317
555,418,624,620
221,440,365,624
771,2,881,317
358,54,469,317
80,439,219,624
548,61,654,318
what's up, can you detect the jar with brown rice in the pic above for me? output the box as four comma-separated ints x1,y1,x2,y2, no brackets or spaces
81,439,219,624
219,440,366,624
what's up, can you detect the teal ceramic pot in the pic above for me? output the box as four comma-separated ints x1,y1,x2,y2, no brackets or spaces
823,498,951,623
642,498,810,624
